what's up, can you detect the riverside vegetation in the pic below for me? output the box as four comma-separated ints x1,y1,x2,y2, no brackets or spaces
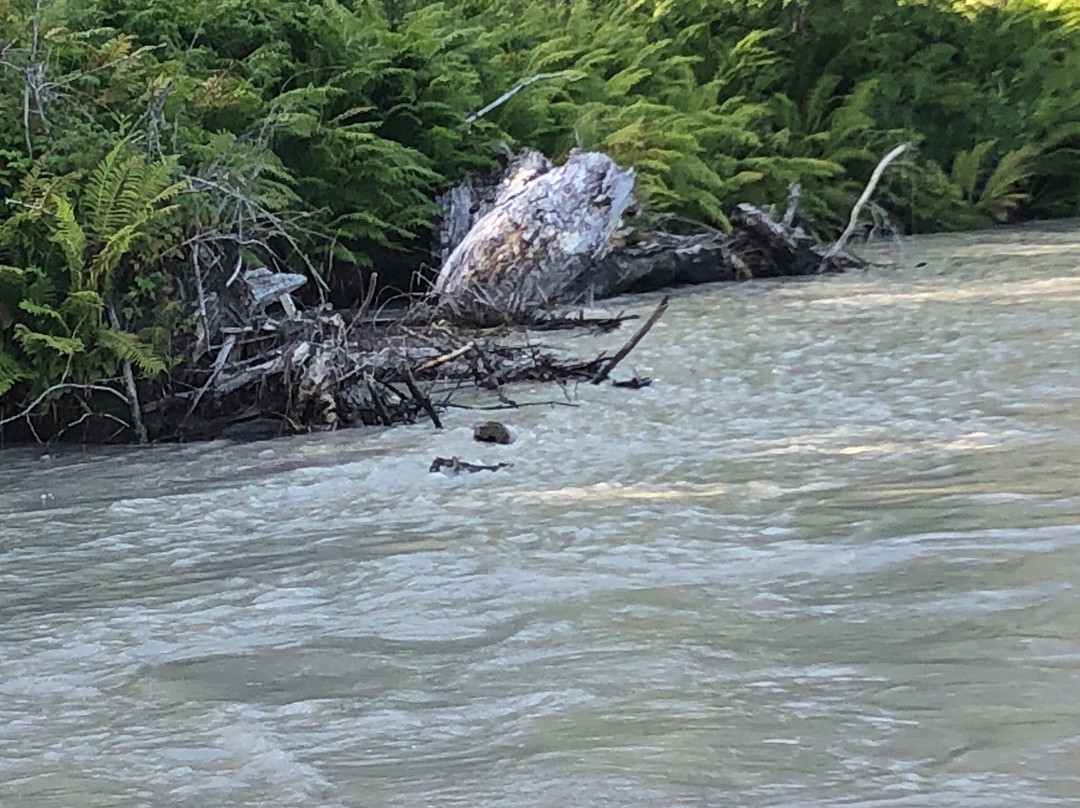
0,0,1078,442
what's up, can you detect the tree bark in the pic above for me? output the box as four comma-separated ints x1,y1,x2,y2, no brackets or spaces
434,149,636,321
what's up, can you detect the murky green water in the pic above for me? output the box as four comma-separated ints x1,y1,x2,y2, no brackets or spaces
3,223,1080,807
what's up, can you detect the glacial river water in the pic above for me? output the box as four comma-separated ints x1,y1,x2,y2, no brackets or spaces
2,223,1080,807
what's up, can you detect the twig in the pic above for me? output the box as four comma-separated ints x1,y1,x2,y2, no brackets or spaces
187,334,236,414
414,341,476,374
22,0,42,158
191,245,211,347
820,142,911,269
782,182,801,228
444,400,579,410
400,362,443,429
185,173,330,294
108,302,149,444
348,271,379,332
225,254,243,287
591,295,668,385
0,381,129,428
465,71,582,123
57,409,131,440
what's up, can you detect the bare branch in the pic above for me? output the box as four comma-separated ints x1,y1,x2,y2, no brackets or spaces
108,302,148,444
591,295,668,385
465,71,582,123
782,182,801,228
820,142,911,269
0,382,130,428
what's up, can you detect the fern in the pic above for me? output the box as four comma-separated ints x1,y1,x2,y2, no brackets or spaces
59,289,105,319
50,196,88,286
17,299,69,330
980,144,1038,220
96,327,167,375
13,325,84,357
79,146,185,289
951,140,996,201
0,346,28,396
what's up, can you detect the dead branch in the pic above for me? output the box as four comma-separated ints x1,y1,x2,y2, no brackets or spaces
821,142,912,268
400,361,443,429
0,381,129,428
591,295,668,385
465,71,582,123
429,456,511,474
414,341,476,374
108,302,148,444
348,271,379,332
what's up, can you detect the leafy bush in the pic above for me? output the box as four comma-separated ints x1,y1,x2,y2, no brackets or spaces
1,0,1079,425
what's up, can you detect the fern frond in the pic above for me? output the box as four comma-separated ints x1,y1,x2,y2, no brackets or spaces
48,195,87,284
96,327,167,376
87,221,144,288
18,299,68,330
60,289,105,320
806,74,844,132
13,324,84,357
0,346,28,397
980,144,1038,220
951,140,997,200
83,147,182,245
83,143,135,243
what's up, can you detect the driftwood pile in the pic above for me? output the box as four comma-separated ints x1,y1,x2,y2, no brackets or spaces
156,299,630,442
160,141,869,441
3,145,885,443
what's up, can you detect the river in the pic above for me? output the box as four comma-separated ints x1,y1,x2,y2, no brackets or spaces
2,223,1080,807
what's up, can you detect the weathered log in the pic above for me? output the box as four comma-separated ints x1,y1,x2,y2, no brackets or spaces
576,231,740,299
435,148,552,266
433,149,869,315
434,149,636,321
242,268,307,315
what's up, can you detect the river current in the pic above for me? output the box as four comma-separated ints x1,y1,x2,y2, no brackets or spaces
2,223,1080,807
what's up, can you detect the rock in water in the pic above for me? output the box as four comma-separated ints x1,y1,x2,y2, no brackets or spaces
473,421,514,444
434,150,635,321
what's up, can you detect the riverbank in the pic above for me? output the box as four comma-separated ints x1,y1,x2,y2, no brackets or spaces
1,142,874,447
2,0,1079,447
5,212,1076,447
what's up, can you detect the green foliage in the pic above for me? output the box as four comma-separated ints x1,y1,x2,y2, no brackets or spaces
1,0,1080,422
0,345,29,396
0,144,180,400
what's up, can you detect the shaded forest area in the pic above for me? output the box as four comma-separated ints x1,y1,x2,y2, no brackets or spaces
1,0,1079,441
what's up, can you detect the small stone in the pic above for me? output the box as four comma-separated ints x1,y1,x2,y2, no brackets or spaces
473,421,514,445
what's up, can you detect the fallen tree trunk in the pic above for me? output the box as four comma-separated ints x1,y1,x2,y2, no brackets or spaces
435,149,868,321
